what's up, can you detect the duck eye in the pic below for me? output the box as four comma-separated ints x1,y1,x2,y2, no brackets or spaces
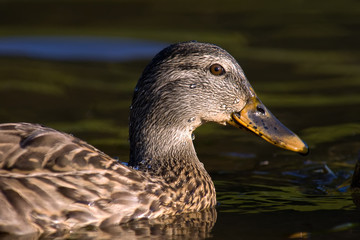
210,64,225,76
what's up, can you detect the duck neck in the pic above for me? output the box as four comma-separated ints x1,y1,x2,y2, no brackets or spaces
129,122,206,181
129,123,217,209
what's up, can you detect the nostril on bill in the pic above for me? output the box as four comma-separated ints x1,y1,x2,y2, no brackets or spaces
256,106,266,115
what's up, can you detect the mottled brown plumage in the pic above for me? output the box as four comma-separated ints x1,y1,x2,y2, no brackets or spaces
0,123,213,235
0,41,308,236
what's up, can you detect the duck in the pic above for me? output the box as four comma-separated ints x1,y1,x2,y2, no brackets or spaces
0,41,308,236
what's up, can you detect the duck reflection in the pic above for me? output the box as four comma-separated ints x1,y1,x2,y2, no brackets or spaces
1,208,217,240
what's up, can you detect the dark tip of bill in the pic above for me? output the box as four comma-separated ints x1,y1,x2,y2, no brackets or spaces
299,144,310,156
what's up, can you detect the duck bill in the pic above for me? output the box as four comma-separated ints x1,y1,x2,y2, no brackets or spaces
228,96,309,154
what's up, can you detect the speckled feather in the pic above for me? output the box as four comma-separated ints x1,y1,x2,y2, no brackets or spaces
0,123,215,235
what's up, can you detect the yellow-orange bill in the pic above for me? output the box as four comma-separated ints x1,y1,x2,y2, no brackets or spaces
228,96,309,154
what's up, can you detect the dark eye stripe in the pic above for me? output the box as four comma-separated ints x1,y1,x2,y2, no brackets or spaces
209,64,225,76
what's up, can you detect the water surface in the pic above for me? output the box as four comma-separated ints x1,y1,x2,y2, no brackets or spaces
0,0,359,239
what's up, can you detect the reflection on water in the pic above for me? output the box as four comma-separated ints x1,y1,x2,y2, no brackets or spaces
0,37,167,61
86,209,216,240
0,209,216,239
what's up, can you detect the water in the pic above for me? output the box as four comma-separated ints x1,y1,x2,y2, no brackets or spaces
0,0,359,239
0,36,167,61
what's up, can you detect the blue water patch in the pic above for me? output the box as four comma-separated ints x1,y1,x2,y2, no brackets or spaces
0,36,168,61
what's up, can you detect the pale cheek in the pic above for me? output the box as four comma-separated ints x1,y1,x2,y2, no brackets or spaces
202,111,232,123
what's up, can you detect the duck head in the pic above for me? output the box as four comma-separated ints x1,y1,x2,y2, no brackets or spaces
129,41,308,169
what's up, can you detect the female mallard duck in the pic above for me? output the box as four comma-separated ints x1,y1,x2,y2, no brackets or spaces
0,41,308,235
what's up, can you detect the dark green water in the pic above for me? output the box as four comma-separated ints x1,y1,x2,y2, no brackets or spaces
0,0,359,239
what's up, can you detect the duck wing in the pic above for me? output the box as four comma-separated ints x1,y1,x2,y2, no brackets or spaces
0,123,167,236
0,123,118,172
